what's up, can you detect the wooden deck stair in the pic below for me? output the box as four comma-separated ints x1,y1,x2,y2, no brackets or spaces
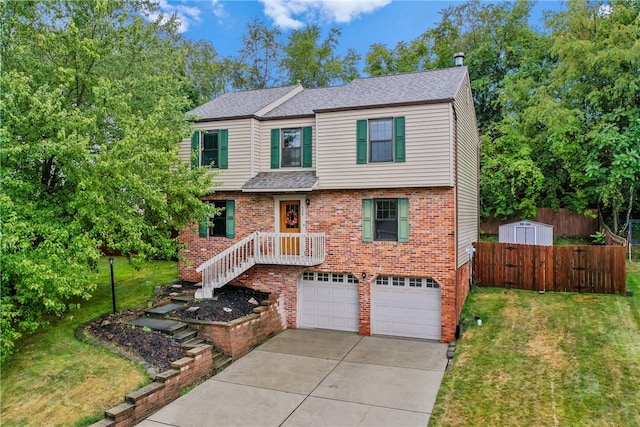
196,231,326,299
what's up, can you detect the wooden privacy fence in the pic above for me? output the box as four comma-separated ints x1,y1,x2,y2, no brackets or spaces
480,208,599,237
472,242,626,294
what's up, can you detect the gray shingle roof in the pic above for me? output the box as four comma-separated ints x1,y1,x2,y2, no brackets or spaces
188,85,300,120
264,67,467,117
242,171,318,192
188,67,468,120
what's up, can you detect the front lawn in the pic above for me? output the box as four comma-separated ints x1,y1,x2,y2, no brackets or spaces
0,257,177,427
430,261,640,426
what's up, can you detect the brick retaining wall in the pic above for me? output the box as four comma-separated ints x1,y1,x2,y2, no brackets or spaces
185,293,286,358
90,345,213,427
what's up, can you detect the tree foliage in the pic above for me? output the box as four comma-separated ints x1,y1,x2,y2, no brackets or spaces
0,0,213,360
228,18,283,90
281,25,360,88
362,0,639,228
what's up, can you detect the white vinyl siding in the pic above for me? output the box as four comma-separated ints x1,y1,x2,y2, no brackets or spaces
454,75,480,267
316,104,453,190
251,118,261,178
259,118,316,171
178,118,254,191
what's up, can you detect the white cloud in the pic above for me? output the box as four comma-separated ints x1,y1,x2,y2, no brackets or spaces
211,0,226,18
259,0,391,30
151,0,202,33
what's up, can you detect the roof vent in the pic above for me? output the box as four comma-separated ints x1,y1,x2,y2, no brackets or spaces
454,52,465,67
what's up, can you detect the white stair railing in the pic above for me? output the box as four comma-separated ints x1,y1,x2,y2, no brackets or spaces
196,232,257,299
195,232,325,299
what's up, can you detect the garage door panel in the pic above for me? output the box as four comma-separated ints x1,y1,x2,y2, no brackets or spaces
298,278,359,333
372,278,441,340
317,287,331,298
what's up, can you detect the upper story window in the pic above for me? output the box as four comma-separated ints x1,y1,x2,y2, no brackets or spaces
369,119,393,162
191,129,228,169
281,128,302,167
202,131,219,167
356,117,405,164
271,126,313,169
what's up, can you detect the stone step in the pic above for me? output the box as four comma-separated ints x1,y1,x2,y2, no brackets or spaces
213,354,232,372
171,328,197,343
127,317,188,335
180,338,206,349
170,295,195,303
144,303,184,317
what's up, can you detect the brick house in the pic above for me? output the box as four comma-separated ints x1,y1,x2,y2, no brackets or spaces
177,65,479,342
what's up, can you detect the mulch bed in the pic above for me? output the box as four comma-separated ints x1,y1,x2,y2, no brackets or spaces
86,282,271,374
170,285,270,322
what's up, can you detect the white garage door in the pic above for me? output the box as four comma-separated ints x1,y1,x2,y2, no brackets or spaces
372,276,441,340
298,272,359,332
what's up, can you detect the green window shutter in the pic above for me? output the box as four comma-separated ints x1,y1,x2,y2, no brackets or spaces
394,116,406,163
219,129,228,169
398,198,409,242
302,126,312,167
198,219,208,238
225,200,235,238
270,129,280,169
191,131,200,169
356,120,367,164
362,199,373,242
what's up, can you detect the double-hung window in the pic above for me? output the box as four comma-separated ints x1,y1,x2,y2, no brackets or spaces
198,200,235,238
369,119,393,162
202,131,219,167
356,117,405,164
190,129,229,169
362,198,409,242
281,128,302,167
374,199,398,240
270,127,313,168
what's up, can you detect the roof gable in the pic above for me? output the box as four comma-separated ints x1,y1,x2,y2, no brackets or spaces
188,85,301,120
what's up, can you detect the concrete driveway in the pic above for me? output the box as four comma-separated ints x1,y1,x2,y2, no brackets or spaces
137,329,448,427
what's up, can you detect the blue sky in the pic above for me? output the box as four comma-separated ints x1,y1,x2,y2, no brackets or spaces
157,1,562,61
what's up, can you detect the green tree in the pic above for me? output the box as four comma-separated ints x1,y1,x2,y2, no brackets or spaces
0,0,214,360
182,39,229,107
539,0,640,231
229,17,283,90
281,25,360,88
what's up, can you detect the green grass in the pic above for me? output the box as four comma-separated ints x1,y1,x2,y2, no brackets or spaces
0,257,177,427
430,261,640,426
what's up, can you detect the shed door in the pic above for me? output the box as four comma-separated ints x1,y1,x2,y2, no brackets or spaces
515,226,536,245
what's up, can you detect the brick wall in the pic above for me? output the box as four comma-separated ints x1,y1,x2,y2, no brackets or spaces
91,345,214,427
179,188,467,342
191,293,286,358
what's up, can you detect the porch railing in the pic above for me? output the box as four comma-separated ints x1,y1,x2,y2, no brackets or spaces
195,231,325,299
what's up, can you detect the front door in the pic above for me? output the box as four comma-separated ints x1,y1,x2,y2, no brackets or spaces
280,200,300,255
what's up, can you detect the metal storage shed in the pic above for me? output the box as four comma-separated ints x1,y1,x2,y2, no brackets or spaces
499,220,553,246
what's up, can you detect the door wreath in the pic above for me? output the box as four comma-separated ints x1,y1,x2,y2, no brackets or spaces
285,209,298,226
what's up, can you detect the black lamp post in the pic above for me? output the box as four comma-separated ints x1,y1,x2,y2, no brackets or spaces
109,256,116,314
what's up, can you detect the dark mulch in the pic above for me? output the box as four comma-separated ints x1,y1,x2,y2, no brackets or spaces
86,283,271,374
170,285,270,322
86,318,184,372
